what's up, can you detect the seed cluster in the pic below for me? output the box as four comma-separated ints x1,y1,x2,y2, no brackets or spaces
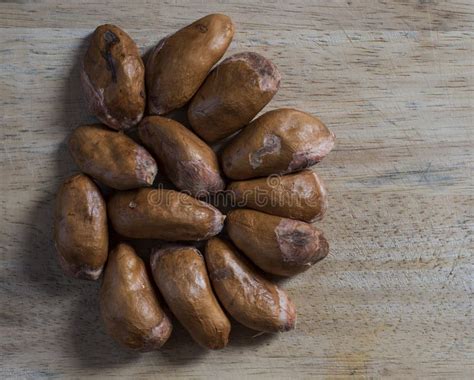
54,14,335,350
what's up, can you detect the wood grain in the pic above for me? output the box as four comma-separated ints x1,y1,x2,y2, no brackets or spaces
1,1,473,379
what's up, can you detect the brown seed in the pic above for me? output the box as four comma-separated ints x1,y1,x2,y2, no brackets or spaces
81,24,145,130
138,116,224,197
205,238,296,332
221,108,335,180
151,246,231,349
227,170,327,222
53,174,108,280
68,124,157,190
107,188,224,241
226,209,329,277
188,52,280,143
100,243,172,351
146,14,234,115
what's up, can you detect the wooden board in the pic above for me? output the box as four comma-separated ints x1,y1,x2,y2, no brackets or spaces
1,1,473,378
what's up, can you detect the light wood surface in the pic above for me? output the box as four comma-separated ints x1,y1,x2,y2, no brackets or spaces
1,1,473,379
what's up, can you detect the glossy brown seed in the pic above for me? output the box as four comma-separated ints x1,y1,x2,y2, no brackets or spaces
53,174,108,280
138,116,224,197
151,246,231,349
227,170,327,222
107,188,224,241
81,24,145,130
100,243,172,351
188,52,281,143
226,209,329,277
205,238,296,332
146,14,234,115
221,108,335,180
68,124,157,190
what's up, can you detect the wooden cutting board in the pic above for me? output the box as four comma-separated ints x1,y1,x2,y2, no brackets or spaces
1,1,472,378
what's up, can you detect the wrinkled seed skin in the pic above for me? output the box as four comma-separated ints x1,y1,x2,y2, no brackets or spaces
54,174,108,280
151,246,231,349
81,24,145,130
100,244,172,351
138,116,224,197
146,14,234,115
188,52,280,143
69,124,157,190
107,188,224,241
221,108,335,180
226,209,329,277
227,170,328,222
205,238,296,332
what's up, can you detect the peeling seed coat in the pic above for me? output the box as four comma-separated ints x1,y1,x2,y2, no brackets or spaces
227,170,328,222
54,174,108,280
222,108,335,180
81,24,145,130
68,124,157,190
226,209,329,277
205,238,296,332
138,116,224,197
100,244,172,351
107,188,224,241
146,14,234,115
151,246,231,349
188,52,280,143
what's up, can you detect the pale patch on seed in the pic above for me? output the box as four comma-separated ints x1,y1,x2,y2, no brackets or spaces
221,52,281,92
285,132,335,173
143,316,172,350
176,159,225,197
249,134,281,169
56,247,103,280
81,66,142,129
276,287,296,331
